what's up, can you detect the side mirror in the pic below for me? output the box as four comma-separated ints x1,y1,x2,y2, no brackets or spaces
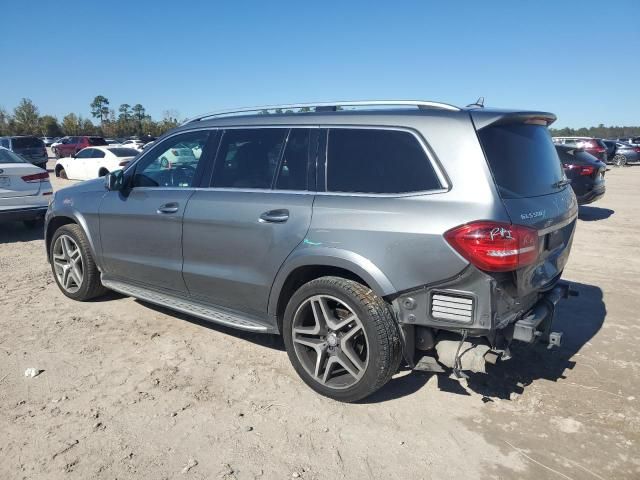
105,169,125,191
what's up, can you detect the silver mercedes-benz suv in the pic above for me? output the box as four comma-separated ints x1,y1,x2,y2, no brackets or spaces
45,100,578,402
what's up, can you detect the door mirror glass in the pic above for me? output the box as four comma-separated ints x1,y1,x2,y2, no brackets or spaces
105,169,125,191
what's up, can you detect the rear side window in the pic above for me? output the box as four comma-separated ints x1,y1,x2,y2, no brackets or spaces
212,128,287,189
12,137,43,149
477,124,564,198
326,129,441,194
88,137,107,146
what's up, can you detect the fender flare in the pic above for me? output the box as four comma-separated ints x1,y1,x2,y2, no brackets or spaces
267,245,397,318
46,210,102,270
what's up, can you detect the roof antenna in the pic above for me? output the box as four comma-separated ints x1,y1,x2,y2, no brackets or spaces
466,97,485,108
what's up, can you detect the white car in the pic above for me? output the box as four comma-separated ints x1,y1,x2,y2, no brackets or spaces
120,139,145,151
54,146,139,181
0,146,52,227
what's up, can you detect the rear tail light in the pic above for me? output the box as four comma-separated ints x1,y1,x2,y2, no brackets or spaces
634,147,640,153
579,166,596,176
444,221,539,272
21,172,50,183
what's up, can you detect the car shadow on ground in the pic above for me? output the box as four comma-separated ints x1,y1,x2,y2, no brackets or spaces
138,300,286,351
364,280,605,403
0,221,44,244
578,206,614,221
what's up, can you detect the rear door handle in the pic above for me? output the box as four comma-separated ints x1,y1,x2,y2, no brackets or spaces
157,202,179,214
259,209,289,223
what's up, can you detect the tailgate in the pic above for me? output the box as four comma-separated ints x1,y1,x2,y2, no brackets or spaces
474,115,578,296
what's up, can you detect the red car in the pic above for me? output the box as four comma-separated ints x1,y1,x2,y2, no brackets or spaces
53,136,108,158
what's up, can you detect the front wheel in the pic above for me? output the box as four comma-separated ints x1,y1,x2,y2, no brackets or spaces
50,224,107,301
283,276,402,402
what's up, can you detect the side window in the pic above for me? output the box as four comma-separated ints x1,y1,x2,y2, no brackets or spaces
212,128,287,189
326,129,441,194
132,130,210,188
91,149,106,158
0,139,9,148
75,149,93,159
275,129,310,191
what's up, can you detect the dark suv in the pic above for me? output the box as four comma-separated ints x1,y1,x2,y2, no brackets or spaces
0,136,48,169
45,100,578,402
53,136,108,158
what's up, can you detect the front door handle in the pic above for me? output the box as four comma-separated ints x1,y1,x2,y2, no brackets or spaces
259,209,289,223
157,202,179,214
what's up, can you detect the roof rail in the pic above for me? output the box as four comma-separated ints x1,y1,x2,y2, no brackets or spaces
182,100,460,125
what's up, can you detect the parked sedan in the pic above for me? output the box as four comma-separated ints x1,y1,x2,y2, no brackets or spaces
555,145,605,205
55,146,139,181
0,146,52,227
41,136,56,146
608,142,640,166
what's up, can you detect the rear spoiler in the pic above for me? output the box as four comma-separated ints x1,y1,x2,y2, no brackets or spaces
470,109,557,130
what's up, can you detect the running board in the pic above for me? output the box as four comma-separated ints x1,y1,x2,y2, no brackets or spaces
101,278,272,332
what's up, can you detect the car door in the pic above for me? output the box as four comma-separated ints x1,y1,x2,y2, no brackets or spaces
182,127,317,318
99,130,213,294
66,148,93,179
87,148,106,178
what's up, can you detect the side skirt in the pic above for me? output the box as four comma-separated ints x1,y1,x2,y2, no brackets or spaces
101,276,275,333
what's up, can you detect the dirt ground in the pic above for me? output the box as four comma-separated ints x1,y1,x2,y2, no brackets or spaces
0,157,638,480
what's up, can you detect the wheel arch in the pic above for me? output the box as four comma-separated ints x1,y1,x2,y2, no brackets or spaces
46,213,101,270
268,248,396,333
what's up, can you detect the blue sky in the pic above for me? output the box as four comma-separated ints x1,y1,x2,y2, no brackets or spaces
1,0,638,128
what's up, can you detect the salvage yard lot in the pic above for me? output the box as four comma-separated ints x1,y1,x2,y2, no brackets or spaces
1,160,638,479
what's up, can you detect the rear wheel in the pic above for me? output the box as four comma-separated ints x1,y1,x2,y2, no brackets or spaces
50,224,107,301
283,276,402,402
613,154,627,167
58,168,68,179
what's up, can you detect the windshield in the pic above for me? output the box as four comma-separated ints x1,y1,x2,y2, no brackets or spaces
477,123,565,198
0,148,27,164
108,148,140,157
12,137,44,149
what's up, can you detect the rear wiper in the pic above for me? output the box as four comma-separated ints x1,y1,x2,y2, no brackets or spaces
552,179,571,189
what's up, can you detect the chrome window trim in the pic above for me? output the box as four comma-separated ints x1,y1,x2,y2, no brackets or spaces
130,124,450,198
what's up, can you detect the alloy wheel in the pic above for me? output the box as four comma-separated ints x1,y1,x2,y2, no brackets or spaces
52,234,84,293
291,295,369,390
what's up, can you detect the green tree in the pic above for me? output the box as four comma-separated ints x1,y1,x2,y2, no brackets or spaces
0,107,10,136
90,95,110,124
39,115,63,136
13,98,40,134
80,117,95,135
61,113,80,135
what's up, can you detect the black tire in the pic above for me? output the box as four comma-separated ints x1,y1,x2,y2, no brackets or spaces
98,169,109,177
50,224,108,301
54,148,60,159
283,276,402,402
59,168,68,179
614,154,627,167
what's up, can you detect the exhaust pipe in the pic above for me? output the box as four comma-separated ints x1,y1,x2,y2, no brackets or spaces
435,337,495,374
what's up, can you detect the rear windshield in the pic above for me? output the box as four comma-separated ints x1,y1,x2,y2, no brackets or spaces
477,124,564,198
108,148,140,157
555,146,598,164
0,149,26,164
12,137,43,149
88,137,108,146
